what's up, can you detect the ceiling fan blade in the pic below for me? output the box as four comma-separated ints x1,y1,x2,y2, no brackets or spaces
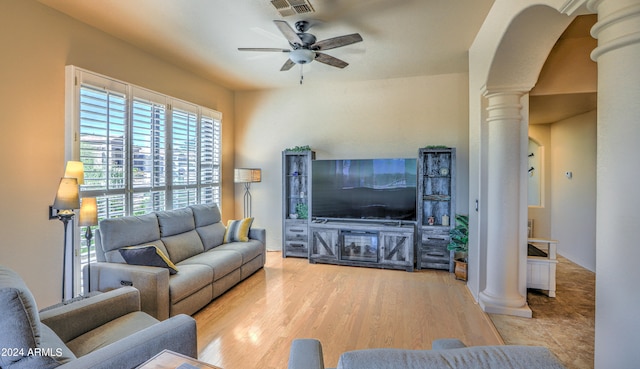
280,59,296,71
314,52,349,69
312,33,363,51
238,47,290,52
274,20,303,46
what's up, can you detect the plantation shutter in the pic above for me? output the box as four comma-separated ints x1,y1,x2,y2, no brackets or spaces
200,109,222,205
131,88,168,215
171,102,199,209
76,73,128,275
68,66,222,293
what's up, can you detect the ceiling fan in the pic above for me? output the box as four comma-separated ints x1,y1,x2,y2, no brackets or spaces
238,20,363,83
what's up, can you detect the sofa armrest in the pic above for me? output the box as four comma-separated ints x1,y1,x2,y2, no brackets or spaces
40,287,140,343
249,227,266,246
288,339,325,369
58,314,197,369
90,262,170,320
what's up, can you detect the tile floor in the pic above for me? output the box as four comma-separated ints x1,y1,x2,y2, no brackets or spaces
489,255,595,369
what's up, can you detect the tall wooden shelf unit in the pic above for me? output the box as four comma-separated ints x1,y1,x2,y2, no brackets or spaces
417,147,456,271
282,150,315,258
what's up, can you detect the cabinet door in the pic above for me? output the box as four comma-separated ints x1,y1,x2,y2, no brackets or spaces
284,154,310,219
310,228,339,259
380,231,413,269
419,228,451,270
284,221,309,257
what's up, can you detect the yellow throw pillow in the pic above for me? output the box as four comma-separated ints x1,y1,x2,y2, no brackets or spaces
119,245,178,274
223,218,254,243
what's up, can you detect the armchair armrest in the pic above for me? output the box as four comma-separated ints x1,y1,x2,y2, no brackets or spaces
288,339,325,369
58,314,197,369
40,287,140,343
90,262,170,320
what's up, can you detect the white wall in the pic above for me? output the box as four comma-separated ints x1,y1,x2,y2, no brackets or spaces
0,0,235,307
550,110,596,271
528,111,597,272
235,74,471,250
528,124,552,238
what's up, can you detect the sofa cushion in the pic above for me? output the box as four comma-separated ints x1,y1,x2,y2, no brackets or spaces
66,311,159,357
119,245,179,275
102,239,168,264
196,222,227,251
168,264,213,303
178,250,243,281
213,240,264,264
224,218,254,243
162,230,206,264
157,207,195,237
191,204,222,227
0,266,60,369
99,213,161,253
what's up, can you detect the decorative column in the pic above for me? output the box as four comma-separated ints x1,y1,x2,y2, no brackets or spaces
587,0,640,367
479,90,532,318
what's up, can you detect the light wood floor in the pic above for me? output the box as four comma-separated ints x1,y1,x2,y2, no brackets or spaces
194,251,503,369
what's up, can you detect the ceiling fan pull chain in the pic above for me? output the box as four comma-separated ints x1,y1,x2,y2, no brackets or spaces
300,64,304,85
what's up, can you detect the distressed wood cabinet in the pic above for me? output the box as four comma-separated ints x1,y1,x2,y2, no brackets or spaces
310,221,415,271
282,150,315,257
417,147,456,271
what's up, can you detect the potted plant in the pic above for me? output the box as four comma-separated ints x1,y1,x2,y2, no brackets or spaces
447,214,469,281
295,203,309,219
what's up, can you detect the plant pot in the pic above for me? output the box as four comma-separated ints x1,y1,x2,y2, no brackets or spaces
454,258,468,281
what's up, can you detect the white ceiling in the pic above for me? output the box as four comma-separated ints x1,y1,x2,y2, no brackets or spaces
37,0,495,91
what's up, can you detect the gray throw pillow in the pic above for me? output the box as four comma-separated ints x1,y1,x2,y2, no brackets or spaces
119,245,179,274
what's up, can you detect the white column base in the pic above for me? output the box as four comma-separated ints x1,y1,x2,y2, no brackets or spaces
479,291,532,318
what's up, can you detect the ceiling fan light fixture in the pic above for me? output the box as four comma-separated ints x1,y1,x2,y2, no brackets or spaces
289,49,315,64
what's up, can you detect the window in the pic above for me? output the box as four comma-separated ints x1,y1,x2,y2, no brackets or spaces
66,66,221,293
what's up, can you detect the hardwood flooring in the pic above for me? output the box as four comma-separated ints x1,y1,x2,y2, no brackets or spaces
194,251,502,369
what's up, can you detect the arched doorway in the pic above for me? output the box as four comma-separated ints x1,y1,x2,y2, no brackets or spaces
469,2,584,317
470,1,640,367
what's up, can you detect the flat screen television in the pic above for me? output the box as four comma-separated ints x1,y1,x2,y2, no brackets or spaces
312,158,417,221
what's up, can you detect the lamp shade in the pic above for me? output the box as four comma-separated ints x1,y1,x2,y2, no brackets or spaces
64,161,85,185
78,197,98,226
234,168,262,183
53,177,80,211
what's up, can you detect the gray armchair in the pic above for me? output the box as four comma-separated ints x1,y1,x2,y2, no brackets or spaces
0,264,197,369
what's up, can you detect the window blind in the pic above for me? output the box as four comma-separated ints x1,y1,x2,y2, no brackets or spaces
67,66,222,294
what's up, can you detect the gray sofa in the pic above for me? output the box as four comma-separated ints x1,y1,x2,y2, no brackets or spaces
288,338,566,369
0,264,197,369
91,204,266,320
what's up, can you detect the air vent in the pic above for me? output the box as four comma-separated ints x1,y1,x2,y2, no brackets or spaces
270,0,315,17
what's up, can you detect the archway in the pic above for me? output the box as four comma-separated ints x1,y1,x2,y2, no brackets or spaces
471,0,640,367
468,1,584,317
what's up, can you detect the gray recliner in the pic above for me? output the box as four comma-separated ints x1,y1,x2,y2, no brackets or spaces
0,264,197,369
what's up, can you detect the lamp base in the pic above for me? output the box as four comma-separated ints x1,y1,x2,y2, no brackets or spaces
84,226,93,294
57,211,75,301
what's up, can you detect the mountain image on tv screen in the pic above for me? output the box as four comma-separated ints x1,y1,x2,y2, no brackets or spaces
312,158,417,221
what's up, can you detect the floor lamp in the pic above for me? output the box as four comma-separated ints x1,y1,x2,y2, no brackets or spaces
78,197,98,294
234,168,261,218
52,177,80,301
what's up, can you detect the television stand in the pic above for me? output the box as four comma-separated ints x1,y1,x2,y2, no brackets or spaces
309,220,415,272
